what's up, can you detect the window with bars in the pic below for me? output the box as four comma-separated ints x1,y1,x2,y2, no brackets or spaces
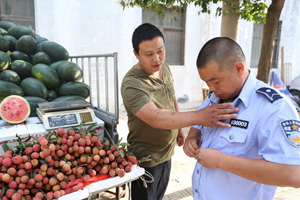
0,0,35,30
250,21,282,69
142,8,186,65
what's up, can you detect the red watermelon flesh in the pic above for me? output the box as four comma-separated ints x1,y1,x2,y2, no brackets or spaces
0,95,30,124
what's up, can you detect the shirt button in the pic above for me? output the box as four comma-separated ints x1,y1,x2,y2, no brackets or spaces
197,170,199,174
229,135,233,140
195,189,198,193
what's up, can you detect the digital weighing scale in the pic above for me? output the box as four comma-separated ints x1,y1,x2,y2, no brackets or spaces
36,100,97,130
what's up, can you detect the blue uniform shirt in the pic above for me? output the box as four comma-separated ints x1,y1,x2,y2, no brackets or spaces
192,72,300,200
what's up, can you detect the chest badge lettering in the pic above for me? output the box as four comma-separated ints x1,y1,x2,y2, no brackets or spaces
280,120,300,148
229,119,249,129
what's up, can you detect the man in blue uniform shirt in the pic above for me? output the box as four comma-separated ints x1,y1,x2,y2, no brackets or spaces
183,37,300,200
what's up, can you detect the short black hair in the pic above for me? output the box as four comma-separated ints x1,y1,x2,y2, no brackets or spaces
132,23,165,55
196,37,246,70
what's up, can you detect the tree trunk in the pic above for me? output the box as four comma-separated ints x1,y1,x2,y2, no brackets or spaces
220,0,240,41
256,0,285,83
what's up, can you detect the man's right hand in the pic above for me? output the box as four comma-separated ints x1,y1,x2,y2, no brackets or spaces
197,103,238,128
183,127,201,158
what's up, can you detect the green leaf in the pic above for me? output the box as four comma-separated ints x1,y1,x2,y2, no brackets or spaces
119,150,124,158
1,185,8,198
2,142,10,152
86,124,97,132
89,130,97,135
49,138,58,143
120,142,130,147
39,159,49,166
23,135,32,143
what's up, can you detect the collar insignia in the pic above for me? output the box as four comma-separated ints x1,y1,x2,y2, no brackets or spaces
280,120,300,148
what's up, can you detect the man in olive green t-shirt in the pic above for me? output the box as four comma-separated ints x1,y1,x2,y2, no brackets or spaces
121,23,238,200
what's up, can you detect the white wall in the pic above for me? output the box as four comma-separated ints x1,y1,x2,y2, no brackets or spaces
34,0,300,111
279,0,300,81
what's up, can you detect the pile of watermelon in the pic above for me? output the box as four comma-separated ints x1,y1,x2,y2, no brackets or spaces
0,21,90,121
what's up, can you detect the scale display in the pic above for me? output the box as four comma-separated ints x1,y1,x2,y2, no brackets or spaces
36,107,97,130
48,114,78,128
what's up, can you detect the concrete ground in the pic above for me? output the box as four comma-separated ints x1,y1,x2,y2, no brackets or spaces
96,113,300,200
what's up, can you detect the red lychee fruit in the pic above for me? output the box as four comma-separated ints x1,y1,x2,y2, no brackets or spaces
89,169,96,177
118,169,125,178
99,149,106,156
2,173,11,183
104,140,110,147
31,159,39,168
67,139,73,147
46,191,54,199
7,168,16,176
109,169,116,177
27,178,35,186
125,165,131,172
92,147,99,155
106,150,112,155
17,169,26,177
122,160,128,166
34,173,43,182
56,149,64,157
60,144,68,151
43,148,51,157
3,158,12,167
48,143,56,152
101,166,108,175
74,134,81,141
56,172,64,182
109,154,115,162
85,146,91,153
12,155,22,165
91,135,98,143
114,151,120,157
22,155,29,163
56,127,65,135
11,192,21,200
38,137,48,146
31,152,40,159
78,138,86,146
9,181,17,189
40,164,48,172
82,174,90,182
6,189,16,198
68,129,76,136
103,157,110,164
78,146,85,154
49,177,58,186
2,151,13,158
53,190,61,199
110,145,117,152
127,155,138,164
20,175,29,183
32,144,41,152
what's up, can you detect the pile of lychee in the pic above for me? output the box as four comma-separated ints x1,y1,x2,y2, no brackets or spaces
0,126,138,200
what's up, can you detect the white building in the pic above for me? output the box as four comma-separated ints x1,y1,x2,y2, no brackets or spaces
4,0,300,110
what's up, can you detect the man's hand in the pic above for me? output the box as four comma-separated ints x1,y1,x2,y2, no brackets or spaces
177,128,185,146
197,103,238,128
195,148,222,169
183,127,201,158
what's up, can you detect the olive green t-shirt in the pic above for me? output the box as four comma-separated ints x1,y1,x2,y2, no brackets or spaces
121,63,177,168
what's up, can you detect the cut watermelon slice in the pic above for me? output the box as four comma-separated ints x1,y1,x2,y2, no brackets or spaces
0,95,31,124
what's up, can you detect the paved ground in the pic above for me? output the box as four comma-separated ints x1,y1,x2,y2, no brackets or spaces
96,113,300,200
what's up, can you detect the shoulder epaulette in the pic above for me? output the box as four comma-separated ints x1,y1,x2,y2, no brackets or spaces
256,87,282,103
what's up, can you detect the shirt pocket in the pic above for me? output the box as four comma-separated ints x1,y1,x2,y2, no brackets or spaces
217,130,248,157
